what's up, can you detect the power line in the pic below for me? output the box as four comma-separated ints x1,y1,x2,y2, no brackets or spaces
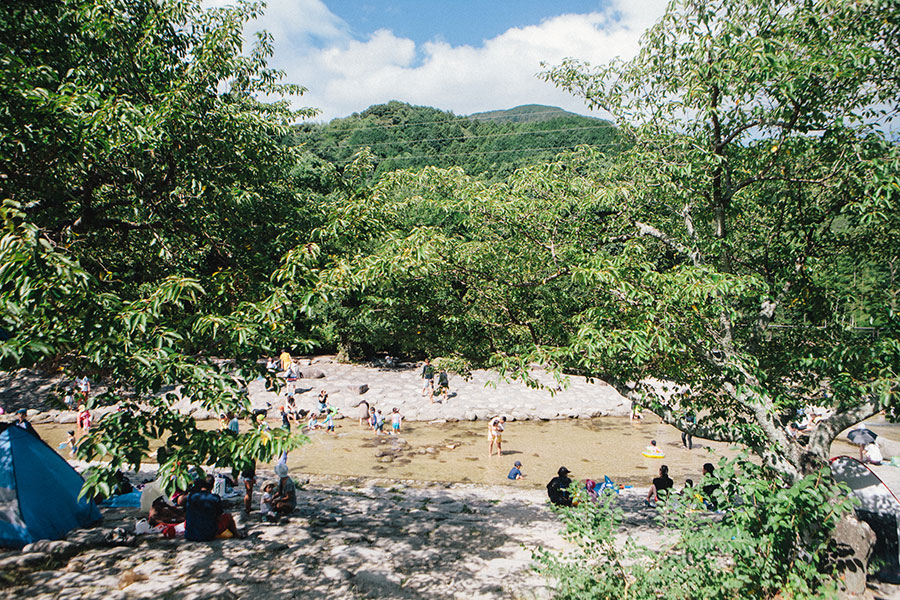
304,108,603,134
331,124,615,150
368,143,595,163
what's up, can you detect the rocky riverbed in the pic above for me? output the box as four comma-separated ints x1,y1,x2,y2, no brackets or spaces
1,356,630,425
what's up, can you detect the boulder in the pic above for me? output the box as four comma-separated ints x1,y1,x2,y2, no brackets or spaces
298,367,326,379
352,568,404,596
347,384,369,395
30,410,57,424
0,552,53,571
464,410,478,421
828,513,876,598
54,412,78,424
22,539,80,560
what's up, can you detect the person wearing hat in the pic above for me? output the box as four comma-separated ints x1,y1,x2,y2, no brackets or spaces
272,463,296,515
14,408,40,438
547,466,573,506
260,480,278,522
507,460,525,480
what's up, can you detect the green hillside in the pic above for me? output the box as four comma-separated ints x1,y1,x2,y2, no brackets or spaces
291,101,620,181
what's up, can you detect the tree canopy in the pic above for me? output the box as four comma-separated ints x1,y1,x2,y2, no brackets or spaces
2,0,899,493
0,0,317,491
299,0,900,482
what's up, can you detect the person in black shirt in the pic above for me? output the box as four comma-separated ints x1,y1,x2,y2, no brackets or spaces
701,462,719,510
14,408,40,439
184,476,244,541
547,466,574,506
646,465,674,502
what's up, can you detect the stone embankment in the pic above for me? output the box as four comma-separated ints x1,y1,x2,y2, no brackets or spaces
1,357,630,424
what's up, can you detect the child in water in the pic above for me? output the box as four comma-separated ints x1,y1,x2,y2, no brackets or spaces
390,407,402,434
374,410,385,435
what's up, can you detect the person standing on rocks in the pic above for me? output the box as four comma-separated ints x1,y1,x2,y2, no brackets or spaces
488,416,506,457
279,349,292,372
421,359,435,397
238,458,256,515
76,404,92,437
76,375,90,399
436,369,450,403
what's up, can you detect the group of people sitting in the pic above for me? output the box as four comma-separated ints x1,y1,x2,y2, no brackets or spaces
147,475,245,541
544,462,720,510
147,462,299,541
645,462,719,509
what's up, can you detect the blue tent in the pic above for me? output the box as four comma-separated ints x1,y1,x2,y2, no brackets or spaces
0,423,102,548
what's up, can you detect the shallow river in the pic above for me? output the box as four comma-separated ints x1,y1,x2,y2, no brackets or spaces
35,414,878,490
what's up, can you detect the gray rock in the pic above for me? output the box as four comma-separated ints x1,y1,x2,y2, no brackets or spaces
322,565,351,581
22,540,80,560
353,568,404,595
829,514,875,597
0,551,53,570
347,384,369,395
464,410,478,421
298,368,326,379
54,412,78,424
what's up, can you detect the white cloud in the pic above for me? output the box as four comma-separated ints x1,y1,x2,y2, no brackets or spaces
241,0,669,121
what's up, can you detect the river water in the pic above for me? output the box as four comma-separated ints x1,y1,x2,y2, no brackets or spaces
35,413,882,490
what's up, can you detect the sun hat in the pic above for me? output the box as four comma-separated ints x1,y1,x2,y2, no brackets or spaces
256,413,266,422
274,463,289,478
78,404,86,412
514,461,522,467
16,408,27,415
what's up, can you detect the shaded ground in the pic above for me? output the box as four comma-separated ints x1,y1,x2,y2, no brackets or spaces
1,477,567,600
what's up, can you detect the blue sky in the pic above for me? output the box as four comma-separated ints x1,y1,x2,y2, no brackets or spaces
326,1,612,48
232,0,668,121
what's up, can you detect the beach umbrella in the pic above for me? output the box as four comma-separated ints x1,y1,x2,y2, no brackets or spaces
848,427,878,446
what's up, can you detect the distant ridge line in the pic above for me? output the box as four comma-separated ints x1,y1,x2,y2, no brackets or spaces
323,105,600,133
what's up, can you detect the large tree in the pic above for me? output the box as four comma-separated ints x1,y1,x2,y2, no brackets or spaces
0,0,317,491
298,0,900,482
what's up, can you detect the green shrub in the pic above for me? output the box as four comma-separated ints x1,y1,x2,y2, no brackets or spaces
534,457,856,599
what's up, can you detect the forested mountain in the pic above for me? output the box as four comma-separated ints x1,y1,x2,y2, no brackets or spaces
467,104,588,123
291,101,620,180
